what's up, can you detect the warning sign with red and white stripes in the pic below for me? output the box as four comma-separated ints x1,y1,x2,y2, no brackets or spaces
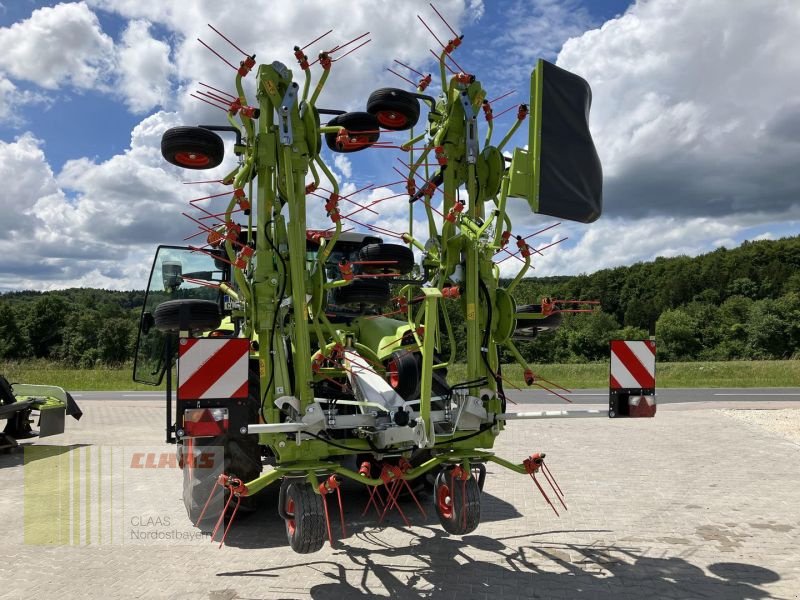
177,338,249,400
610,340,656,390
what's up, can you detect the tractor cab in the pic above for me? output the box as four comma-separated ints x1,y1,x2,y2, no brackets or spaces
133,246,229,386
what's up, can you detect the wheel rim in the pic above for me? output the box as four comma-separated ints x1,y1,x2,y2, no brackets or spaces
376,110,408,128
437,483,453,519
388,359,399,389
350,134,372,148
175,151,210,167
286,498,296,537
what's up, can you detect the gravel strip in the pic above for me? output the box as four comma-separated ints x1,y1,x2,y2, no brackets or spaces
719,408,800,444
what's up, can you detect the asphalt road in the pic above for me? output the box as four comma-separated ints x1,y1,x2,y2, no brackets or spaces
70,387,800,404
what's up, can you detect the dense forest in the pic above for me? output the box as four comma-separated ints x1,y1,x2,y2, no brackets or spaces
0,236,798,366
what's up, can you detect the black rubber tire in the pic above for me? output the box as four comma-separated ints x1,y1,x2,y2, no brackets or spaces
283,481,326,553
324,112,380,153
434,469,481,535
366,88,420,131
385,349,420,400
514,311,563,332
153,299,222,332
182,439,223,526
182,433,262,525
357,243,415,275
331,279,391,306
162,126,224,169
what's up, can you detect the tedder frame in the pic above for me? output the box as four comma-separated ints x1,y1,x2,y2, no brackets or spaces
133,7,642,553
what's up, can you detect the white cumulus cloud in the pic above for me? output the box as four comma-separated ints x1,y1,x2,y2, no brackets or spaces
117,19,174,113
0,2,115,90
556,0,800,221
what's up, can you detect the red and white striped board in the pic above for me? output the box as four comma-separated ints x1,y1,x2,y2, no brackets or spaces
610,340,656,390
177,338,249,400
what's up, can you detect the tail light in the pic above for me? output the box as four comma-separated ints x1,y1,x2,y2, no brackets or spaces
183,407,229,437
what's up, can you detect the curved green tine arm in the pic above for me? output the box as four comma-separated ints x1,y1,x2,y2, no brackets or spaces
507,246,531,295
437,48,448,93
314,154,341,265
401,131,428,151
301,66,311,102
308,158,321,190
242,451,532,496
309,66,330,107
484,111,494,148
492,176,510,247
318,311,344,347
223,195,253,305
503,338,532,375
497,113,524,153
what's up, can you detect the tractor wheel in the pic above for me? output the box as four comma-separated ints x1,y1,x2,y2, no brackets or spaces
153,299,221,332
181,438,219,525
357,243,415,275
282,481,327,553
434,469,481,535
324,112,380,153
385,349,419,400
331,279,391,307
161,126,224,169
366,88,420,131
182,433,262,525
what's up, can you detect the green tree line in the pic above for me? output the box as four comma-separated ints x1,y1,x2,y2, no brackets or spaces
1,236,798,366
0,289,145,367
505,236,800,363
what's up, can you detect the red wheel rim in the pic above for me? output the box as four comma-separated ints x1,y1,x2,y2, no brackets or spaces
174,151,210,167
388,359,399,389
437,483,453,519
376,111,407,128
286,498,296,536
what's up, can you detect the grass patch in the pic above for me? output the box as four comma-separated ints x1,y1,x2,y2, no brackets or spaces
445,360,800,389
0,360,164,391
2,359,798,391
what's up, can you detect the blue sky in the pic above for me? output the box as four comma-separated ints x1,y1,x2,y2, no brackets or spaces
0,0,798,291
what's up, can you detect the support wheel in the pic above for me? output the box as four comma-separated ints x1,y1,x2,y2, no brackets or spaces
357,243,415,275
366,88,420,131
324,112,380,153
434,469,481,535
331,279,391,307
385,349,419,400
161,126,224,169
282,481,326,553
153,299,222,332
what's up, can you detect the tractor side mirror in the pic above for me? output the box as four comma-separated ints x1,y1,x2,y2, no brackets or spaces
162,261,183,292
140,312,155,335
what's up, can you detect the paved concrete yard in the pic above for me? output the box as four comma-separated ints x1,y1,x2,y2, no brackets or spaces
1,400,798,599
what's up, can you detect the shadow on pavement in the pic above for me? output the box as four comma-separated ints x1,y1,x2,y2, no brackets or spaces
216,479,523,550
218,526,782,599
0,443,90,468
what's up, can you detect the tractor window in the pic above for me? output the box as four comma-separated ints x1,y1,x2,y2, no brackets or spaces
133,246,222,385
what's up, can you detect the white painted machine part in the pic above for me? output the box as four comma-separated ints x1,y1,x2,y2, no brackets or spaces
247,422,308,434
344,349,405,410
497,410,607,420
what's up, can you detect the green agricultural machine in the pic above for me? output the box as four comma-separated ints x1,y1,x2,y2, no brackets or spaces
134,11,611,552
0,374,82,451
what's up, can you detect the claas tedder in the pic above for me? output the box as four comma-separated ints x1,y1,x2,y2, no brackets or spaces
133,7,641,553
